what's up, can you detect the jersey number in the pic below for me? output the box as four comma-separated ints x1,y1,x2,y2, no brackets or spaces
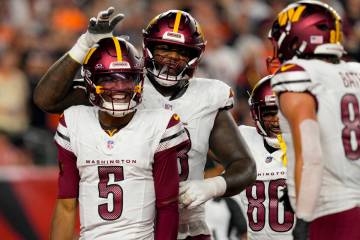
98,166,124,220
246,179,294,232
341,94,360,160
178,128,191,181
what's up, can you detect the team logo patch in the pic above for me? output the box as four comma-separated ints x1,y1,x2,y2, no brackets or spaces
107,140,114,150
265,156,273,163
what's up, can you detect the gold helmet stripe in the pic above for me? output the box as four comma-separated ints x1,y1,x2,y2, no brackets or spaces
173,11,182,33
112,37,122,62
83,47,96,64
335,18,340,42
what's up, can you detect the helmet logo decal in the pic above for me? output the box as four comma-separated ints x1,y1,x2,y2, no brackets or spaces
278,5,306,26
162,31,185,43
173,11,182,33
95,63,104,70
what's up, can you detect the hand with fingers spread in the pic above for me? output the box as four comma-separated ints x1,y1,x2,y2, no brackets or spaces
68,7,124,63
179,176,227,209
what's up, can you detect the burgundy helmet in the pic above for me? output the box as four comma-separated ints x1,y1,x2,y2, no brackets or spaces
268,0,344,66
142,10,206,86
249,75,278,137
82,37,144,117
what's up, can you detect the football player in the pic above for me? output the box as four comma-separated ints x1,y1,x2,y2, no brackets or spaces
237,75,295,240
35,8,257,240
268,1,360,239
50,37,190,240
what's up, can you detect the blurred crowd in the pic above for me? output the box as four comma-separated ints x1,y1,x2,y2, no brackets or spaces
0,0,359,166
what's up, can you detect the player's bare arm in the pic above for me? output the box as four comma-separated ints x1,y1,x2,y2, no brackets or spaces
209,110,257,196
34,55,87,113
50,198,77,240
34,7,123,113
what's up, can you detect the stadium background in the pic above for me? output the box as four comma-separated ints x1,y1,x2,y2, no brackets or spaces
0,0,359,239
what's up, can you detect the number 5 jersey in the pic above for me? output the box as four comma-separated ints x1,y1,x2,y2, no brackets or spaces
54,106,190,240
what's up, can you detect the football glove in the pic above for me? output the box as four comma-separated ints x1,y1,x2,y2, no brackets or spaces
68,7,124,63
179,176,226,209
292,218,310,240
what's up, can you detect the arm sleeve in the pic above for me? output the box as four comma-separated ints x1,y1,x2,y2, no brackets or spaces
54,114,80,198
153,114,190,240
217,82,234,110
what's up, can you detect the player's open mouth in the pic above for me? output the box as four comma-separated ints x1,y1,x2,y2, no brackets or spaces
271,126,281,133
112,93,130,102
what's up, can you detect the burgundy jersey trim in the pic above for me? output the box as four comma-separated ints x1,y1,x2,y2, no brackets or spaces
55,143,80,199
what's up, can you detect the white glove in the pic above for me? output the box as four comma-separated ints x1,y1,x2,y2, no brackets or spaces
68,6,124,63
179,176,227,209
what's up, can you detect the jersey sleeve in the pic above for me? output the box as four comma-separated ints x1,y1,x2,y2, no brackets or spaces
271,63,314,94
216,81,234,110
153,114,190,240
155,113,190,153
54,114,80,198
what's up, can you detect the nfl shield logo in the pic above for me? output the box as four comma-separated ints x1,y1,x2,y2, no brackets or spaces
265,156,273,163
107,140,114,150
165,103,172,110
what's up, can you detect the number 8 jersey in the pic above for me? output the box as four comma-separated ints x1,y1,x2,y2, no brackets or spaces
271,59,360,220
237,125,295,240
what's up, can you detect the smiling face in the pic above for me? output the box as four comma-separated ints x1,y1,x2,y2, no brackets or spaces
261,105,280,138
96,73,138,104
152,44,191,77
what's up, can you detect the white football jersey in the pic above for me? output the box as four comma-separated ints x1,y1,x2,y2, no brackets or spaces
272,59,360,220
237,126,295,240
140,76,234,238
55,106,187,240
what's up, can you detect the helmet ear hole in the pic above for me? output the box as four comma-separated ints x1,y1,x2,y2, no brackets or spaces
316,23,330,31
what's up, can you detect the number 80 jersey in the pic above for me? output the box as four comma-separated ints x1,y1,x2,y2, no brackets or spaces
237,126,295,240
271,59,360,220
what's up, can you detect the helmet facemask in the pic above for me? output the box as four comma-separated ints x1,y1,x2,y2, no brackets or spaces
144,42,201,87
86,72,143,117
83,37,144,118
